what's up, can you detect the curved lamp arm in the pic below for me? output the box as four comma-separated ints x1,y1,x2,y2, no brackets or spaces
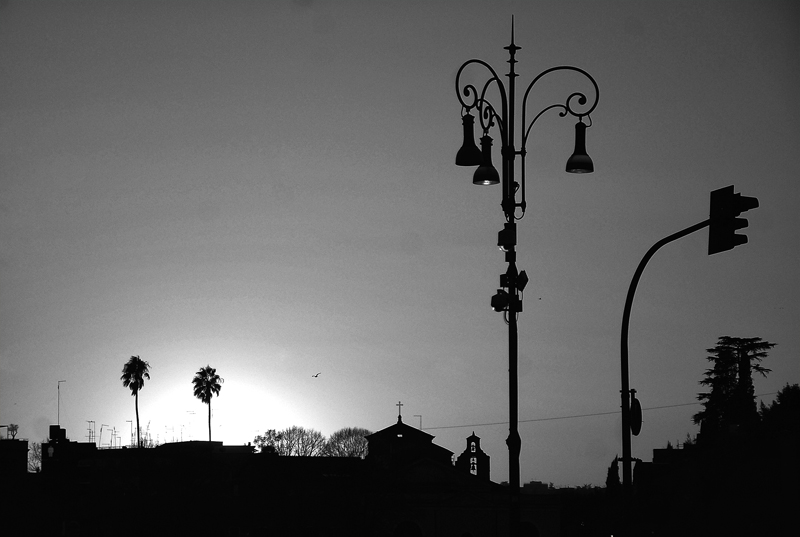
514,66,599,218
521,66,599,145
456,59,509,146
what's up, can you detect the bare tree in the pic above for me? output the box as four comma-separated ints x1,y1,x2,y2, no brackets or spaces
253,426,326,456
283,425,326,456
28,440,45,472
253,429,284,454
323,427,371,458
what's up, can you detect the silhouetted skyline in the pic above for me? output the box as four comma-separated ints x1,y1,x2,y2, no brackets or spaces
1,0,798,490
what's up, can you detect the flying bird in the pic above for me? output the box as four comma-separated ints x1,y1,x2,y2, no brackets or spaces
312,372,321,378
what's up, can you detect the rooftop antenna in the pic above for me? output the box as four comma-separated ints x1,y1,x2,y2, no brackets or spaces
57,380,66,426
413,415,423,430
86,420,96,444
99,424,109,448
186,411,195,441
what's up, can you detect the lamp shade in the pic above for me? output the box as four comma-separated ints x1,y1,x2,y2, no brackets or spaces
565,121,594,174
456,113,483,166
473,135,500,185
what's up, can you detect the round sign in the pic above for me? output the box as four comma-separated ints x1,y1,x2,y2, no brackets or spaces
630,393,643,436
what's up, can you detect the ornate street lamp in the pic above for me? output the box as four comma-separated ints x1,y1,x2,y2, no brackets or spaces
454,24,598,534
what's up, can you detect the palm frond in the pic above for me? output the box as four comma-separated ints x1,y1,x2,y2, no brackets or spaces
192,364,224,404
121,355,150,394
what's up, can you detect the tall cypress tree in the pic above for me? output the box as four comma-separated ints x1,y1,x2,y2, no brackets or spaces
693,336,774,440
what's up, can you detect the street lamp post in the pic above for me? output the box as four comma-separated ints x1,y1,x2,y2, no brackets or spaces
454,24,598,535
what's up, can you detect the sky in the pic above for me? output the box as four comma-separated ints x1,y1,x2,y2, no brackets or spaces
1,0,798,488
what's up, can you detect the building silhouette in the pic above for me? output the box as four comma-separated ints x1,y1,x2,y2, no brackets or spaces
365,415,455,470
9,419,564,536
455,431,491,480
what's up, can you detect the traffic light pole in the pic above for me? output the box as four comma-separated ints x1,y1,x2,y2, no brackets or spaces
620,218,710,495
619,184,759,535
619,218,709,535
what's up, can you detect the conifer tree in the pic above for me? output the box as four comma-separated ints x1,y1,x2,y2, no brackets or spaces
693,336,774,439
605,456,621,493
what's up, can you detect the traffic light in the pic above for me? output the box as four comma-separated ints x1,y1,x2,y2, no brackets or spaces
708,185,759,255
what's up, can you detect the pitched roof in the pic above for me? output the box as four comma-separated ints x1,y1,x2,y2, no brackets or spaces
364,416,436,443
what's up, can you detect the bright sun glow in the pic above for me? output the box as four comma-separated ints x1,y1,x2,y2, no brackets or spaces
141,379,303,446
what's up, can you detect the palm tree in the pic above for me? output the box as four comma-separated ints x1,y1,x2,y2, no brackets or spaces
192,365,224,441
120,355,150,448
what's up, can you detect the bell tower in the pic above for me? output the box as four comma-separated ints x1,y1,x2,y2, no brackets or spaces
455,432,490,480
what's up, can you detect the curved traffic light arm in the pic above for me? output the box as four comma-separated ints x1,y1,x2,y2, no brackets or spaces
620,185,759,496
619,219,710,496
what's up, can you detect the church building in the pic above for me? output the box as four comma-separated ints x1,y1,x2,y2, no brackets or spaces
365,414,455,470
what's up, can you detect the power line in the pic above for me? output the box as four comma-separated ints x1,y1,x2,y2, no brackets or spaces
423,392,778,431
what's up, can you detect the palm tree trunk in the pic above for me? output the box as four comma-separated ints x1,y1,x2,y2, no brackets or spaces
207,401,212,441
135,392,141,448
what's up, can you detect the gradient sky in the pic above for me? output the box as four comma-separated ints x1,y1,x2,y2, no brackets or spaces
1,0,798,488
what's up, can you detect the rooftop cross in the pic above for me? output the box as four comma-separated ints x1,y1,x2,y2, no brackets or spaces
396,401,403,422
